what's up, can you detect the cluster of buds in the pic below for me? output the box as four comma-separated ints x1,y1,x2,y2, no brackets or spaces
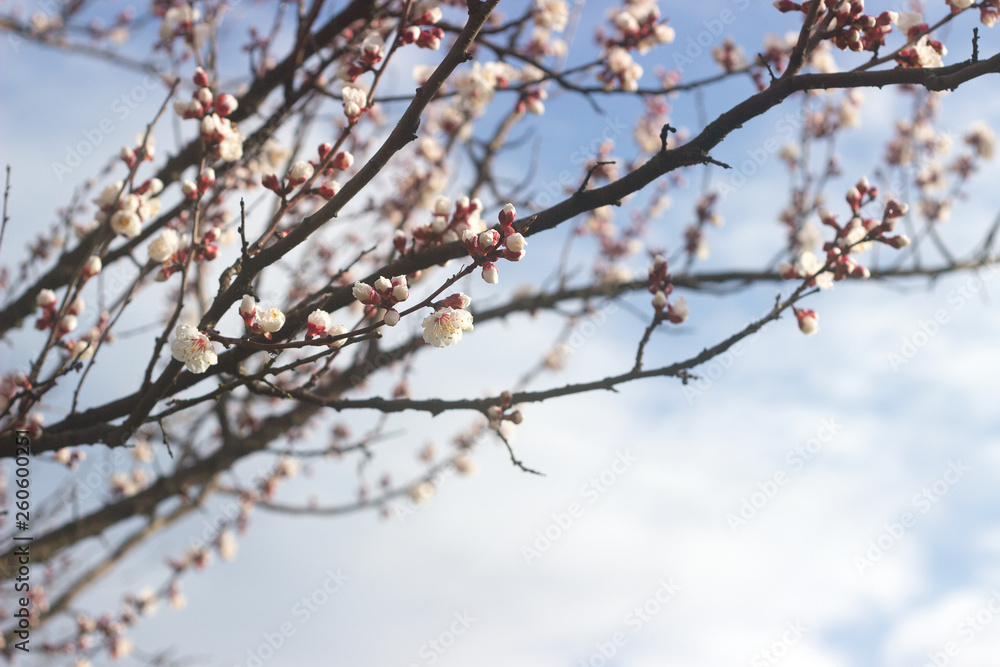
516,87,548,115
894,13,947,68
238,296,286,339
174,67,243,162
597,1,675,55
648,255,689,324
54,446,87,469
338,33,387,82
409,195,486,251
263,144,352,198
599,46,643,91
352,275,410,325
399,5,444,50
181,166,217,199
63,309,111,361
341,85,369,122
119,132,156,168
158,4,208,48
305,309,349,347
461,203,527,284
774,2,897,53
34,289,84,335
781,181,910,289
96,178,163,239
487,391,524,429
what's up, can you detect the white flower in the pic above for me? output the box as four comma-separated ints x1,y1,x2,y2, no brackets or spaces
110,210,142,238
794,251,834,289
421,307,474,348
170,324,218,373
148,228,180,263
259,306,285,333
95,181,123,208
533,0,568,30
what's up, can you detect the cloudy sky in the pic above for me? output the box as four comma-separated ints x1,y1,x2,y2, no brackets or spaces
4,1,1000,666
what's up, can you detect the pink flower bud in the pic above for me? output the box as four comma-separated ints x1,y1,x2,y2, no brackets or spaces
393,229,408,254
443,293,472,309
306,309,331,338
193,67,209,87
287,161,314,184
373,275,392,295
383,309,400,326
498,202,516,226
353,281,376,304
215,93,238,117
795,307,819,335
885,235,911,249
482,262,499,284
391,276,408,302
333,151,354,170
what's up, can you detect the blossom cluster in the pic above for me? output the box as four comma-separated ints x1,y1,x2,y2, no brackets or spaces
460,203,527,285
262,143,353,199
98,177,163,239
595,0,676,91
173,67,243,162
238,296,287,340
647,255,688,324
353,275,410,326
406,195,486,251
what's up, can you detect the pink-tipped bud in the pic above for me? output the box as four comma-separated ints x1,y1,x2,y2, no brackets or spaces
443,293,472,309
795,307,819,335
478,230,499,249
498,202,516,226
333,151,354,170
383,309,401,326
215,93,238,117
193,67,209,87
482,262,499,284
393,229,408,254
885,235,911,249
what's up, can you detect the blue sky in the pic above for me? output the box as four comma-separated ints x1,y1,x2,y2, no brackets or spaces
4,1,1000,666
